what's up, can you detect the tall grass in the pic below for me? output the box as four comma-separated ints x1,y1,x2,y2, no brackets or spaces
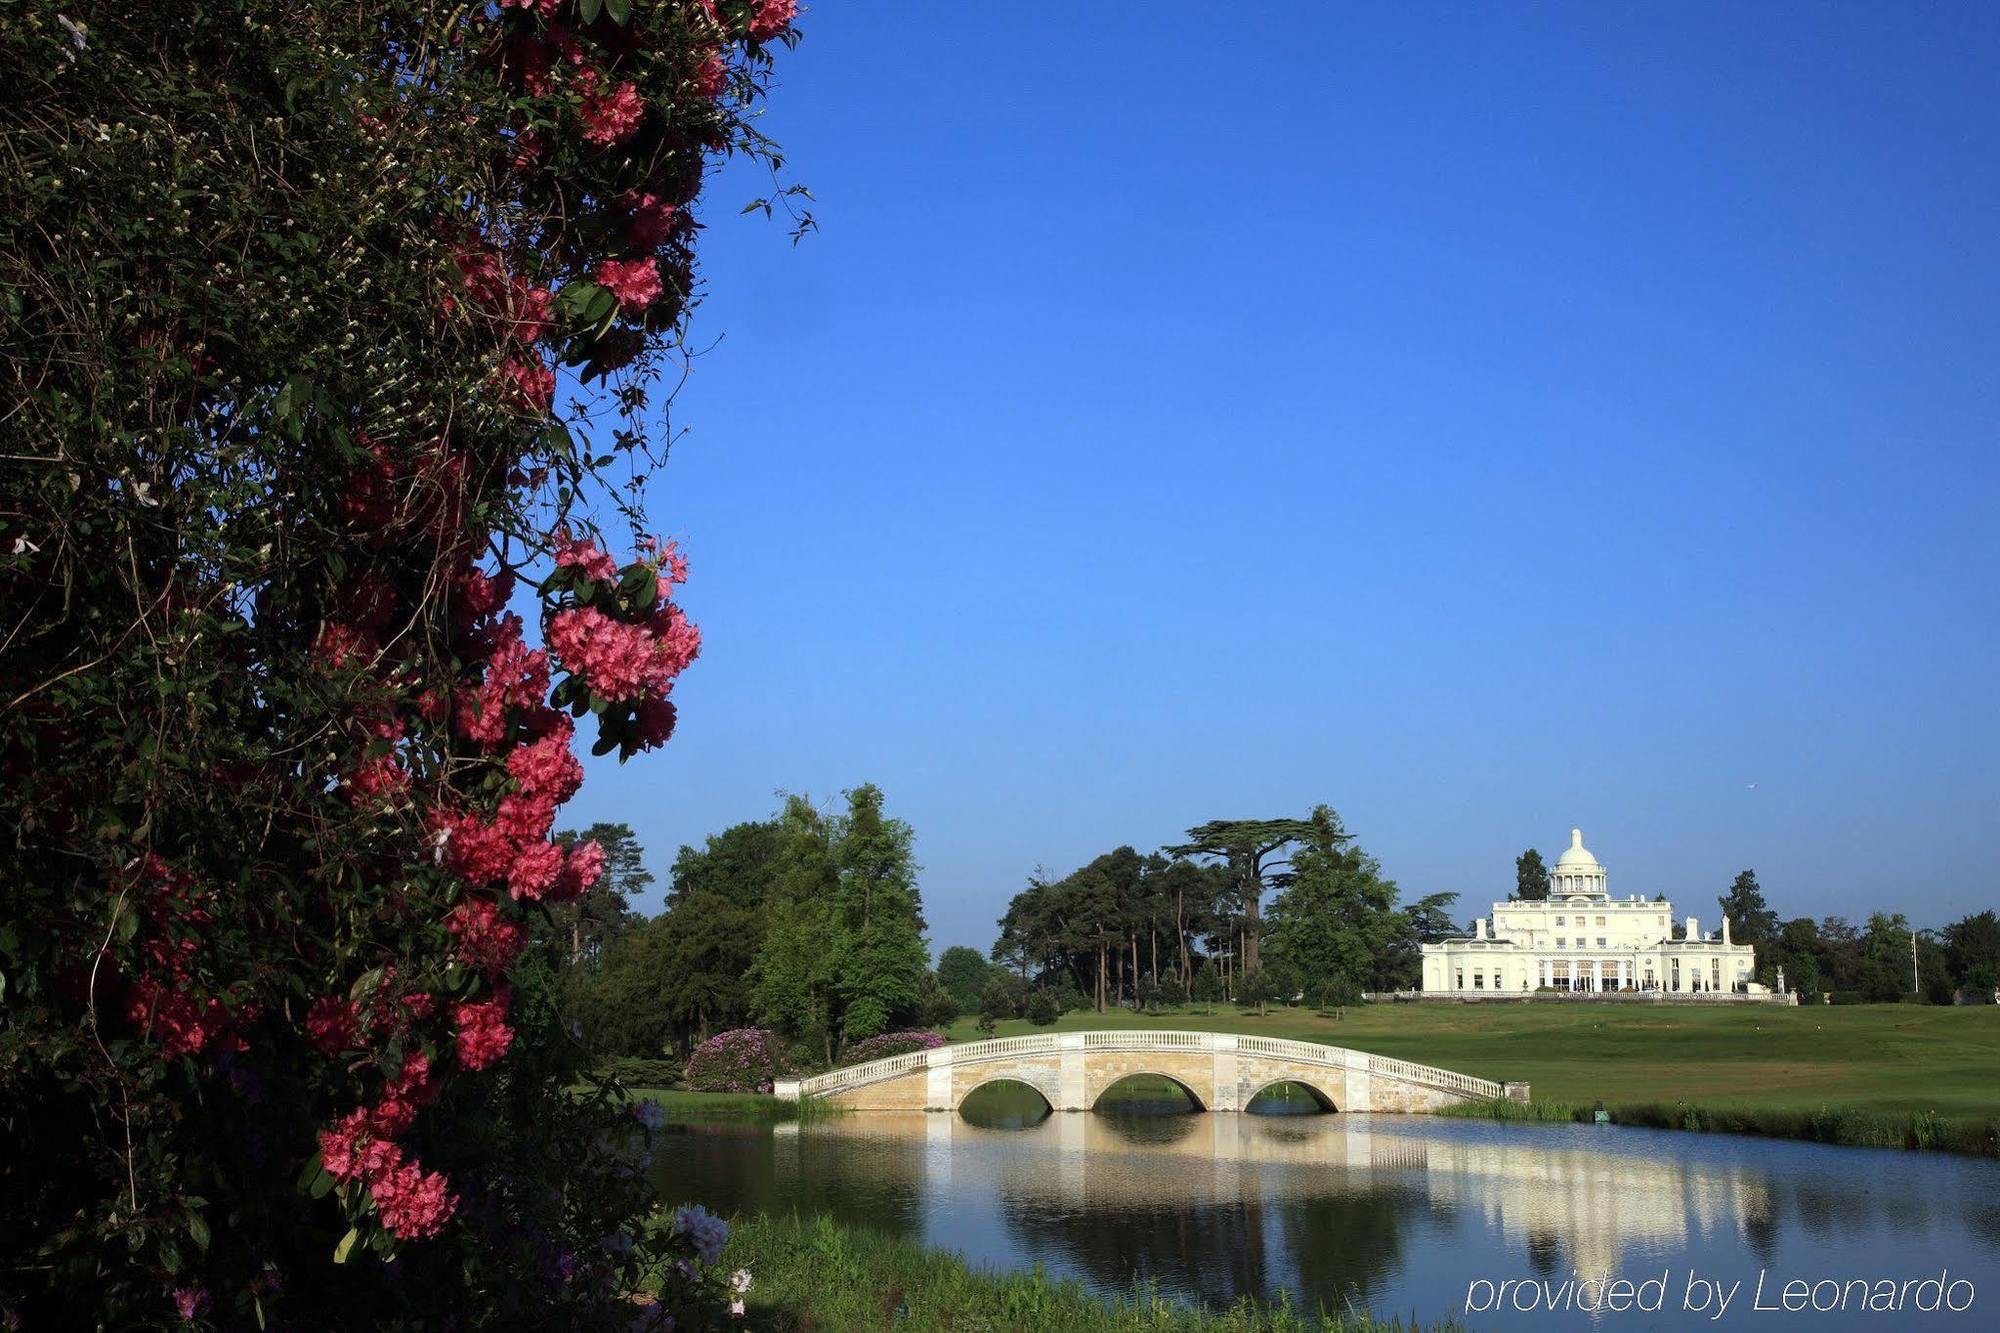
722,1213,1460,1332
1438,1097,2000,1156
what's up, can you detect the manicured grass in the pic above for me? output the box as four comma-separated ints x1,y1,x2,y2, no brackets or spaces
944,1002,2000,1123
721,1212,1458,1332
621,1088,797,1118
1438,1096,2000,1156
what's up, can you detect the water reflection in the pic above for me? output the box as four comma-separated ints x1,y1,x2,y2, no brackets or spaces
651,1112,2000,1328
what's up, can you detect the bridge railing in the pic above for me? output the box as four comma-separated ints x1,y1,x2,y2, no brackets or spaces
1365,1051,1502,1100
786,1029,1505,1102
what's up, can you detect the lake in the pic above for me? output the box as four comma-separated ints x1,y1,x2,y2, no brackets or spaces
651,1080,2000,1328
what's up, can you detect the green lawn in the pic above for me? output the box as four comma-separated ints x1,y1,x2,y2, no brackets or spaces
619,1087,796,1118
942,1002,2000,1121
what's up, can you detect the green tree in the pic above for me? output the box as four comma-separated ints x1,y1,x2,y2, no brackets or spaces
977,975,1016,1035
1768,917,1825,997
1026,988,1062,1026
1167,817,1318,974
1861,912,1915,1000
831,784,930,1039
1944,911,2000,999
1190,959,1222,1014
750,786,930,1051
937,945,995,1014
1514,848,1549,901
1263,807,1405,999
916,971,961,1029
1717,869,1779,948
668,817,787,910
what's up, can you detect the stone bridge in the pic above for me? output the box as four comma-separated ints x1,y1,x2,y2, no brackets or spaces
772,1030,1527,1113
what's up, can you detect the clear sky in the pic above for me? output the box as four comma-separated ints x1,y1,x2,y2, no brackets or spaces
566,2,2000,949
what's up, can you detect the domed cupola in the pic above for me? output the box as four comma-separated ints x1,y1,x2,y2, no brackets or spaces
1552,827,1608,898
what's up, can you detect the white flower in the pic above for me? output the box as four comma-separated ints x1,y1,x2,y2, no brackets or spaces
634,1100,667,1131
729,1269,752,1294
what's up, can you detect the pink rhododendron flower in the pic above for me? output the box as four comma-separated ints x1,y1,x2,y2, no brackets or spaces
508,284,555,343
454,994,514,1070
749,0,798,41
546,607,689,701
553,532,619,581
500,356,555,413
506,838,564,901
319,1109,403,1184
507,718,583,804
304,996,360,1054
372,1160,458,1239
457,564,516,621
695,51,728,101
597,257,662,311
634,694,679,750
313,621,374,670
549,838,606,902
453,616,552,748
579,81,645,146
449,897,527,975
621,191,679,249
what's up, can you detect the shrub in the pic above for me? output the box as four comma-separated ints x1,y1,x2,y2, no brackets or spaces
686,1029,795,1094
600,1056,686,1089
1026,989,1062,1026
840,1030,947,1066
0,2,802,1327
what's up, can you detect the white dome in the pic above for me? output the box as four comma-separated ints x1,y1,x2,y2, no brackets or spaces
1554,826,1601,870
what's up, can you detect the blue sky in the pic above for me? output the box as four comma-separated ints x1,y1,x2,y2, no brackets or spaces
567,2,2000,948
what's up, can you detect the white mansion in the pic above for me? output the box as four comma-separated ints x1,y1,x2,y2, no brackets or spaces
1419,828,1767,998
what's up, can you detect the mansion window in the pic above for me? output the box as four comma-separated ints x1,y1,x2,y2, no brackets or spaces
1596,937,1607,948
1595,916,1606,927
1555,938,1566,948
1555,917,1565,926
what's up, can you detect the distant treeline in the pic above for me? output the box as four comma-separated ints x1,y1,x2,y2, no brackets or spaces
553,809,2000,1075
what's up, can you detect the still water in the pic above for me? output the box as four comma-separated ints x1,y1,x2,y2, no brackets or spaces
652,1081,2000,1329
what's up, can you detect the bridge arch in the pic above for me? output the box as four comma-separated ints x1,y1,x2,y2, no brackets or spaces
1243,1076,1338,1113
955,1072,1061,1117
1089,1069,1209,1113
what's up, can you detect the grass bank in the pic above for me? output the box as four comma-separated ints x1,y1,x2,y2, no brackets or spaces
722,1212,1456,1332
945,1002,2000,1124
1437,1095,2000,1155
577,1087,844,1122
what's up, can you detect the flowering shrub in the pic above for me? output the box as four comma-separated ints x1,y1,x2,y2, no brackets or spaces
684,1028,794,1093
0,0,803,1326
839,1029,948,1066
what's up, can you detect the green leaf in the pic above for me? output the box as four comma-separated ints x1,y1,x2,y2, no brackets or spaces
582,286,617,325
333,1227,358,1264
605,0,631,22
188,1213,210,1249
555,282,603,318
578,0,602,22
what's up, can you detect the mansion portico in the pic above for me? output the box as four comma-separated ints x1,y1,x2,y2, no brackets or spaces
1419,829,1771,999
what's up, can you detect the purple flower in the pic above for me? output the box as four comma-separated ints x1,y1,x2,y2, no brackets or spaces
673,1204,729,1267
173,1287,210,1320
